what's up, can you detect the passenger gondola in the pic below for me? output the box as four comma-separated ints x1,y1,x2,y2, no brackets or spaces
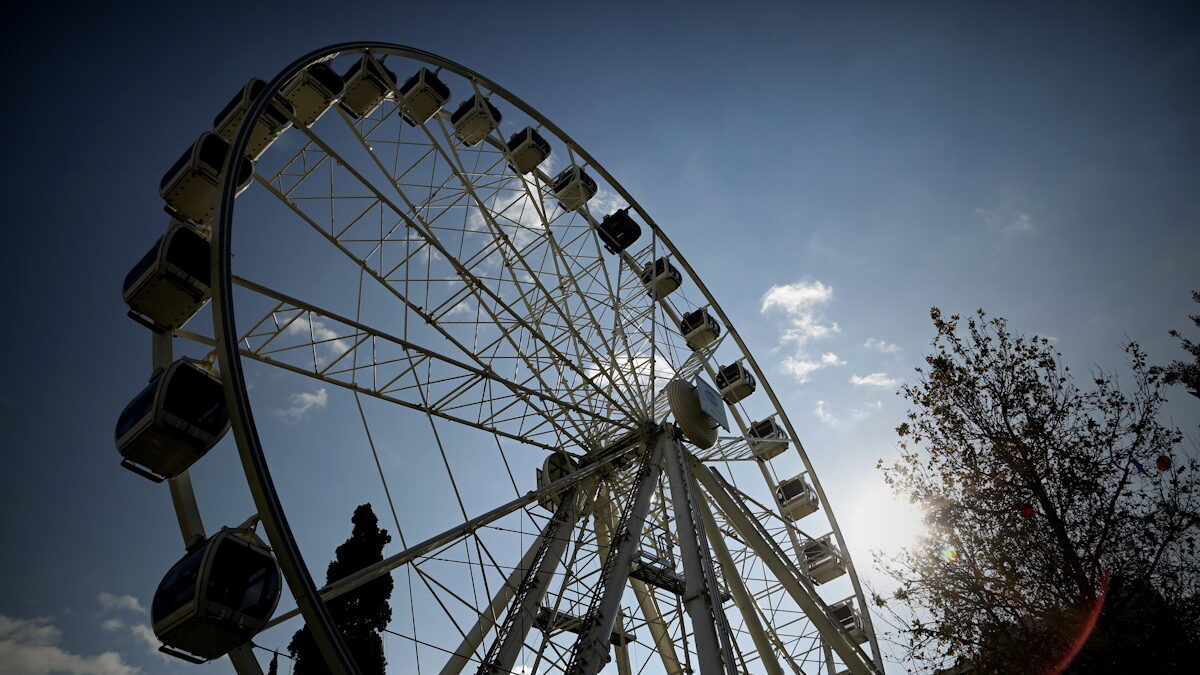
159,132,253,226
115,359,230,482
801,534,846,585
397,67,451,125
123,223,211,332
747,417,788,460
679,308,721,350
152,529,282,662
212,78,296,160
596,208,641,254
714,361,756,403
551,166,598,212
505,126,551,175
280,61,344,126
776,475,819,521
450,94,502,146
828,598,869,644
340,54,397,119
535,451,578,512
640,257,682,299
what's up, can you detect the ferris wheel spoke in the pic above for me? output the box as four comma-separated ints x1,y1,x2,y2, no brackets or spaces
400,110,646,421
276,114,640,444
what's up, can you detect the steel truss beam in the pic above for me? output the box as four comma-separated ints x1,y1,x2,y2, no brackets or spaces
661,432,737,675
692,462,879,675
565,429,667,675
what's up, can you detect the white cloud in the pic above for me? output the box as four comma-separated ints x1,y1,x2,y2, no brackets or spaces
868,400,883,410
850,372,899,387
277,388,329,423
863,338,900,353
128,625,166,660
99,619,123,632
1005,213,1034,232
285,315,350,365
974,205,1035,234
0,614,139,675
96,594,144,615
760,280,843,382
813,400,838,426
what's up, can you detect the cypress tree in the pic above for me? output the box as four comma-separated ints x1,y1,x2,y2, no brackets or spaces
288,504,393,674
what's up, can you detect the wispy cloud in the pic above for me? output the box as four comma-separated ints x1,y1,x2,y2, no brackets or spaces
850,372,899,387
813,400,838,426
0,614,139,675
277,388,329,423
285,315,350,366
128,624,165,660
761,280,843,382
96,593,144,615
974,205,1035,234
100,619,124,632
864,338,900,353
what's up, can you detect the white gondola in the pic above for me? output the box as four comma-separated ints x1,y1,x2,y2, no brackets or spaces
339,54,396,119
776,475,819,521
714,361,756,404
212,78,295,160
123,223,210,331
801,534,846,585
596,208,642,254
828,598,869,644
551,166,598,212
279,61,344,127
397,67,450,125
450,94,502,146
679,308,721,350
506,126,551,175
641,257,682,299
115,359,230,482
159,132,253,226
535,451,578,512
747,417,788,460
152,529,282,663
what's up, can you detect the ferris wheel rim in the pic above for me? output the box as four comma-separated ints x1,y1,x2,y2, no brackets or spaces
207,41,883,673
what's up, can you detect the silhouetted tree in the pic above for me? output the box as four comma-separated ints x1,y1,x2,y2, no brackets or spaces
876,309,1200,673
289,504,393,674
267,652,279,675
1154,290,1200,396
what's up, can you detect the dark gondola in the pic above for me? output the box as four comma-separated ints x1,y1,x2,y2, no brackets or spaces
450,94,502,146
829,598,869,644
505,126,551,175
640,257,682,299
802,534,846,585
123,223,211,332
115,359,230,482
714,361,756,404
212,78,296,160
775,475,819,521
679,308,721,350
551,166,598,212
596,208,641,254
398,67,451,125
747,417,787,460
340,54,397,119
152,529,282,662
280,61,344,127
159,132,253,226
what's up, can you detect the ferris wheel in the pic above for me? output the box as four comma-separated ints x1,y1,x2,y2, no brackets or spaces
116,42,884,675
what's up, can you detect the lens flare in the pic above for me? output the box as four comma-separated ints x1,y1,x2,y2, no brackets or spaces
936,545,961,562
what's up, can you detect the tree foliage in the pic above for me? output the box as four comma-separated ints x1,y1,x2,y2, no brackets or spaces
876,308,1200,673
1154,290,1200,394
289,504,393,674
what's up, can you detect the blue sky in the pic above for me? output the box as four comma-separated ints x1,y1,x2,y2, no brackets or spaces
1,2,1197,673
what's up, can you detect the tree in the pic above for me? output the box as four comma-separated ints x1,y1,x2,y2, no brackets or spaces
289,504,393,674
1154,290,1200,395
875,308,1200,673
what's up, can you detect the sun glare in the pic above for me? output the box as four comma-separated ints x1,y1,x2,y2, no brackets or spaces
842,476,927,562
